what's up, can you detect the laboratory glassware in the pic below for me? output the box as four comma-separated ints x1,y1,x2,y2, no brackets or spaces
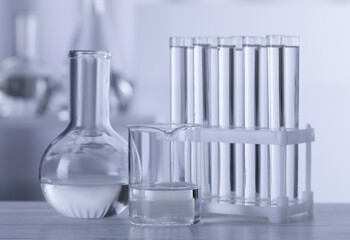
258,36,270,205
193,37,211,200
170,37,197,200
267,35,284,205
283,36,300,203
0,12,54,118
207,37,220,199
267,35,300,204
169,35,311,223
68,0,133,115
218,37,235,201
233,36,245,203
39,51,128,219
243,36,260,204
170,37,193,125
128,124,201,225
170,37,210,200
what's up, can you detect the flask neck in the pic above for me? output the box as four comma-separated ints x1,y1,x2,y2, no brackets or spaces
15,13,37,61
69,51,111,130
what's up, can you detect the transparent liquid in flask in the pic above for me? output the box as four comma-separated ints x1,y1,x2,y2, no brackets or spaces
41,177,128,218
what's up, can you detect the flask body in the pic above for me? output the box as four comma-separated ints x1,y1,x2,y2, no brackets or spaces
39,51,128,218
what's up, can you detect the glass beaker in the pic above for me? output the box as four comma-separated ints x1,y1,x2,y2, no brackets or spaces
0,12,54,118
128,124,201,225
39,51,128,218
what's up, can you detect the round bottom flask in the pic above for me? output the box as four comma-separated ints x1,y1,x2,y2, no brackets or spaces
39,51,128,218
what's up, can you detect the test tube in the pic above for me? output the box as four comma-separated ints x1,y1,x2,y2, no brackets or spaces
207,37,220,199
243,36,260,204
170,37,188,124
170,37,194,182
184,38,195,184
267,35,284,205
258,37,270,204
185,38,195,126
233,36,244,203
218,37,235,201
193,37,210,196
283,36,299,203
194,37,210,126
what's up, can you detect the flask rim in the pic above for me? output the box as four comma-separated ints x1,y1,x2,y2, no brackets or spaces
68,50,111,59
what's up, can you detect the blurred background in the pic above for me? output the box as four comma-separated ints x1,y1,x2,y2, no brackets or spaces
0,0,348,203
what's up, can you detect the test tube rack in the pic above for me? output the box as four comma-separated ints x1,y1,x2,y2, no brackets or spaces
195,124,314,223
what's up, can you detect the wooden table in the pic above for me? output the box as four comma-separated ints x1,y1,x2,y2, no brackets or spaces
0,202,349,239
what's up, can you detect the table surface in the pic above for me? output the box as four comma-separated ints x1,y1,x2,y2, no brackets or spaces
0,202,349,239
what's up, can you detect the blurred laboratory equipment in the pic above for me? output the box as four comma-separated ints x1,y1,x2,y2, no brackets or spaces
170,36,314,223
128,124,201,225
0,12,55,118
71,0,133,115
40,51,128,218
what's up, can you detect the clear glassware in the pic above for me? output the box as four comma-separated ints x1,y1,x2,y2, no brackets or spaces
283,36,300,203
170,37,194,125
71,0,133,113
128,124,201,226
39,51,128,219
258,36,270,205
218,37,235,201
267,35,284,205
243,36,260,204
207,37,219,200
233,36,245,203
0,12,54,118
52,0,134,121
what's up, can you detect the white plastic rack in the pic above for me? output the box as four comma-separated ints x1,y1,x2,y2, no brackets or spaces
197,124,315,223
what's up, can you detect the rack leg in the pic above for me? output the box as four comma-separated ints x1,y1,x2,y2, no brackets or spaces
302,191,314,217
268,197,288,223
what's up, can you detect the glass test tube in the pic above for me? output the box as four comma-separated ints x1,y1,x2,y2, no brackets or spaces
170,37,189,124
170,37,194,182
207,37,220,199
243,36,260,204
233,36,244,203
267,35,284,205
193,37,210,196
258,37,270,204
218,37,235,201
194,37,210,126
185,39,195,185
283,36,299,202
